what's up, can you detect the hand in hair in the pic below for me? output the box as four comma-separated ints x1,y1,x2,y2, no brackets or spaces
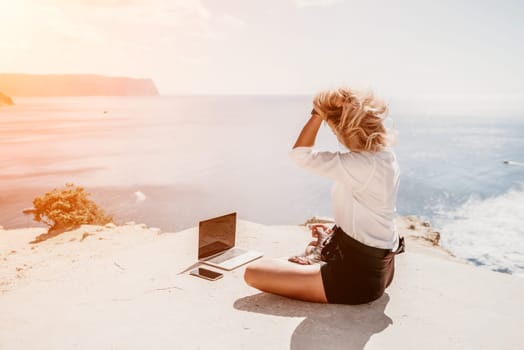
311,108,325,121
312,87,389,152
292,112,323,148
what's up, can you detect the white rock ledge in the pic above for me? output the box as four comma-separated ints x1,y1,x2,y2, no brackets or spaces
0,218,522,349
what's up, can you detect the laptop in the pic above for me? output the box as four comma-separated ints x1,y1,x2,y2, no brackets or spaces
198,212,263,271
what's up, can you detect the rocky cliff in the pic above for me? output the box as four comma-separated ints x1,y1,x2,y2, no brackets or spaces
0,74,159,96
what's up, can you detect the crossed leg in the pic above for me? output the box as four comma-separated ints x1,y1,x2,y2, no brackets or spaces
244,258,328,303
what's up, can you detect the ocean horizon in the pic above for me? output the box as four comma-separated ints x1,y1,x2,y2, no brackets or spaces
1,95,523,276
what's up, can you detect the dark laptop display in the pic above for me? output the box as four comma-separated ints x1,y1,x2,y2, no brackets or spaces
198,212,236,259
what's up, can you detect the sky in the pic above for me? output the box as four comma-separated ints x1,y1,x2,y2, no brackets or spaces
0,0,523,97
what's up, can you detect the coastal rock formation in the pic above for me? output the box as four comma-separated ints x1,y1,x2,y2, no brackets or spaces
0,92,14,106
0,73,159,96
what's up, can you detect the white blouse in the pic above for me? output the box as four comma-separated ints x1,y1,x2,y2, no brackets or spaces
289,146,400,250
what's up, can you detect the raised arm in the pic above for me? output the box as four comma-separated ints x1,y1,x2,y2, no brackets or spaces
292,111,324,149
289,110,349,182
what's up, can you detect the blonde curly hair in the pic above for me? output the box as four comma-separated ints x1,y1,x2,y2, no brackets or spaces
312,87,389,152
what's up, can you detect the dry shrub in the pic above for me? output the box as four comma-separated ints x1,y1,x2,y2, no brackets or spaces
31,183,112,232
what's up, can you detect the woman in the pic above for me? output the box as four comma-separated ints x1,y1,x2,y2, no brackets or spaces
244,87,405,305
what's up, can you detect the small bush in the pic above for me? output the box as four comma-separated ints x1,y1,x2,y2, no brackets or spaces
31,183,112,231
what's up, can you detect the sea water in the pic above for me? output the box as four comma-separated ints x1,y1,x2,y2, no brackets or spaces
0,96,523,275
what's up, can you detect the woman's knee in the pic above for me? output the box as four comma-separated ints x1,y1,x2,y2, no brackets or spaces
244,258,286,288
243,259,269,287
243,264,256,287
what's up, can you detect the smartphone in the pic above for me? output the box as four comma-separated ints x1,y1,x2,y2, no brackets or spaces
190,267,223,281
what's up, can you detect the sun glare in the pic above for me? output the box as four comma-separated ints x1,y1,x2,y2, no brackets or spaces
0,0,33,43
0,1,28,22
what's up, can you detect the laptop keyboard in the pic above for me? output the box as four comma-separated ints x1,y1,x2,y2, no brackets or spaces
209,248,247,264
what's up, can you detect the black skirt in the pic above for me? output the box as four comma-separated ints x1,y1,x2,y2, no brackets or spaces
320,225,405,305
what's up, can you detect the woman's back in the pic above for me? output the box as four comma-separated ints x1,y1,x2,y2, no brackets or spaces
341,147,400,250
289,145,400,250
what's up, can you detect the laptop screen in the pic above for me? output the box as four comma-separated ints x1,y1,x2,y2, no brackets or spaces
198,212,236,259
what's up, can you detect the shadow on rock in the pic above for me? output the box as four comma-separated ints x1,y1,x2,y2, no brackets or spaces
29,225,80,244
234,292,392,350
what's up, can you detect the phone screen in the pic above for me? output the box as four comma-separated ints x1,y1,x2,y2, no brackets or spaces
191,267,223,280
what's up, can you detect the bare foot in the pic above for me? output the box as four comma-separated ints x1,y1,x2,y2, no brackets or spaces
289,225,333,265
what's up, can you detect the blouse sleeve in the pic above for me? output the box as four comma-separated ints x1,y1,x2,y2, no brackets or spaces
288,146,375,190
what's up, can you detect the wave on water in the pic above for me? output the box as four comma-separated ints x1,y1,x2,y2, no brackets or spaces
503,160,524,166
437,183,524,276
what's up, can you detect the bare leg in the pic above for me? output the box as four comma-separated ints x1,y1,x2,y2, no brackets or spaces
244,258,328,303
